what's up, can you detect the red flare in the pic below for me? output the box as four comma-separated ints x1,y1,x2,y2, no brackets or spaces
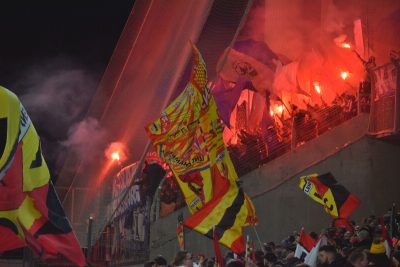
111,152,120,161
105,142,127,163
341,71,349,80
341,43,351,49
313,82,321,94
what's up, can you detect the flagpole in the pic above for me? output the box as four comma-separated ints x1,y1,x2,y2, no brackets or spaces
252,225,264,252
245,235,250,267
390,202,396,239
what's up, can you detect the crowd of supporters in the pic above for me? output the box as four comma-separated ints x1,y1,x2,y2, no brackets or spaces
145,209,399,267
228,91,360,177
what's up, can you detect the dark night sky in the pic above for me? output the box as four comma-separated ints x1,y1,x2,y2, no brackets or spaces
0,1,135,85
0,1,135,177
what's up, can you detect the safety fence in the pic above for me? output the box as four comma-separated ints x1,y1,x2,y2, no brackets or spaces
229,94,360,177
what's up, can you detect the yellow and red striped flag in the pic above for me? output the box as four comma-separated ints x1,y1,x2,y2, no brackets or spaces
146,44,256,253
0,86,85,266
183,163,256,253
299,173,361,219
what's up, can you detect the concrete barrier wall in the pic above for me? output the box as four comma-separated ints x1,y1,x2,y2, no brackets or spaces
248,136,400,243
149,114,400,260
244,114,370,198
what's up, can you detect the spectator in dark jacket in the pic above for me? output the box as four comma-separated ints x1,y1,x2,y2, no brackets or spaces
318,245,347,267
264,252,277,267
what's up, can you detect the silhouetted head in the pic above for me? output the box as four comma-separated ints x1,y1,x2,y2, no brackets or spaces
143,162,166,198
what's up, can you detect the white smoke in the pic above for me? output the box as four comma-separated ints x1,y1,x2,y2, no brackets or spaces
62,117,107,162
16,57,100,171
19,68,97,134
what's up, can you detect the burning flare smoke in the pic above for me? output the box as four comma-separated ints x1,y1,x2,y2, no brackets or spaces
105,142,128,163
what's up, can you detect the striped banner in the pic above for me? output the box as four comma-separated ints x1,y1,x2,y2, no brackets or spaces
146,45,256,253
0,86,85,266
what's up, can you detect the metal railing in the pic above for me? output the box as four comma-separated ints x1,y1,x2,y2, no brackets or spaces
230,97,360,176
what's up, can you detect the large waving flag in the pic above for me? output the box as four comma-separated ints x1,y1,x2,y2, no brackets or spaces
146,43,213,213
299,173,361,219
217,39,279,94
146,44,256,253
0,86,85,266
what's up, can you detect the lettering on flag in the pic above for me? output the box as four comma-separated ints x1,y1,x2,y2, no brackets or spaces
146,44,226,212
0,86,86,267
146,44,257,253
